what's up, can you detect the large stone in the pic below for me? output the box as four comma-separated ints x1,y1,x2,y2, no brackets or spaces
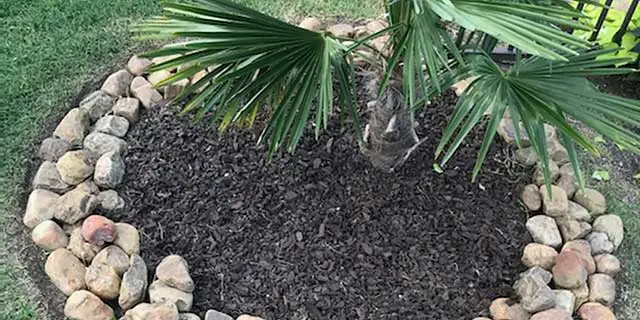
151,54,181,71
45,248,87,295
54,108,90,146
567,201,591,222
588,274,616,307
94,151,125,188
97,189,125,214
149,280,194,311
148,70,173,92
124,302,179,320
547,140,569,165
32,161,72,194
552,250,588,289
574,188,606,216
156,255,195,293
64,290,115,320
577,302,616,320
553,289,575,315
127,55,152,76
92,245,130,275
366,19,387,33
130,76,163,108
539,185,569,216
56,150,95,185
85,263,120,300
298,17,323,31
327,23,354,38
556,174,577,199
562,240,596,275
53,181,99,224
82,215,117,246
514,275,555,313
522,243,558,270
102,69,134,97
497,119,556,147
592,215,623,250
84,131,127,157
571,283,590,312
594,254,621,277
32,220,69,251
113,97,140,123
165,78,189,100
521,184,542,211
119,254,148,310
113,223,140,255
489,298,530,320
518,266,553,284
586,232,614,255
79,91,115,122
23,189,59,228
530,308,571,320
205,310,234,320
68,227,103,263
515,147,538,166
556,217,592,242
94,115,129,137
526,215,563,248
38,137,71,161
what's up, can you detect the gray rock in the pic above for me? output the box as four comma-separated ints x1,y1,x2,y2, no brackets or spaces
179,314,201,320
84,131,127,156
53,181,99,224
56,150,95,185
94,115,129,137
97,190,125,214
553,289,575,315
38,137,71,161
586,232,614,255
556,218,592,242
515,147,538,166
156,255,195,293
592,215,623,250
534,161,560,186
567,201,591,222
588,273,616,307
574,188,607,216
113,97,140,123
79,91,115,122
149,280,193,311
92,245,130,276
547,140,569,165
119,254,148,310
556,174,577,199
102,69,133,97
32,161,72,194
205,310,233,320
23,189,59,228
94,151,125,188
526,215,563,248
130,76,162,108
521,184,541,211
518,266,553,284
514,275,556,313
54,108,90,146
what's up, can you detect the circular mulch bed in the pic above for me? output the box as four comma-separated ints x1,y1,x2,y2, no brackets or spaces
108,89,531,319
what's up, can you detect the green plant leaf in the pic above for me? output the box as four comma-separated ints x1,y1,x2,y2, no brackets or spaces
592,170,611,181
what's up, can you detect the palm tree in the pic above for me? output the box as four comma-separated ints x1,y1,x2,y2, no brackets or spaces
134,0,640,190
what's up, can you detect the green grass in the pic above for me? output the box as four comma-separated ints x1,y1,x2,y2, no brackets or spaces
0,0,379,318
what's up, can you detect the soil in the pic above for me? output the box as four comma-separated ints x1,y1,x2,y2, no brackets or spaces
108,87,531,319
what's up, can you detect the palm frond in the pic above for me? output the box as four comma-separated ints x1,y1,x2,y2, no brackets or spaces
133,0,359,154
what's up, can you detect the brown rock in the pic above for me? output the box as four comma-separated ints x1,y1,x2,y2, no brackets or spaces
113,97,140,123
547,140,569,165
588,274,616,307
574,188,606,216
562,240,596,275
522,243,558,270
556,218,592,242
56,150,95,185
553,250,588,289
515,147,538,166
298,17,323,31
327,23,354,38
556,174,577,199
23,189,59,228
45,248,87,295
92,245,130,275
82,215,117,246
530,308,571,320
128,55,152,76
64,290,115,320
119,254,148,310
539,185,569,217
366,19,388,33
567,201,591,222
521,184,542,211
102,69,134,97
54,108,90,146
113,223,140,255
489,298,531,319
32,161,72,194
53,181,100,224
38,137,72,161
594,254,621,277
156,255,195,293
577,302,616,320
85,263,120,300
32,220,69,251
68,227,103,263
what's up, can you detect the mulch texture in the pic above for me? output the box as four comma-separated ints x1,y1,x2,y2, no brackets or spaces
110,88,531,319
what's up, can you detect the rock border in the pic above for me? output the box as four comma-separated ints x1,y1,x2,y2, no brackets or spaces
23,18,624,320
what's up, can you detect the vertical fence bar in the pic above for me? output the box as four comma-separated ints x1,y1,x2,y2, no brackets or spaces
589,0,614,41
568,2,587,34
612,0,639,44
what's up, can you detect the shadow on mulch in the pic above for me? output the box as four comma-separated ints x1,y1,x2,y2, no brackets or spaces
108,87,531,319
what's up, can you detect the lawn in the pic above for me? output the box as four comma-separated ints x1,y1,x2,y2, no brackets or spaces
0,1,379,318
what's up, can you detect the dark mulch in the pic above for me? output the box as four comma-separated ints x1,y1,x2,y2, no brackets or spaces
109,88,531,319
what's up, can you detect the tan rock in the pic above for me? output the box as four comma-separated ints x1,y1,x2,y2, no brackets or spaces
556,174,577,199
148,70,173,92
119,254,148,310
366,19,388,33
68,227,103,263
165,78,189,100
514,275,555,313
327,23,354,38
113,223,140,255
149,280,194,311
574,188,606,216
53,181,99,225
556,218,591,242
130,76,163,108
534,161,560,186
45,248,87,295
156,255,195,293
521,184,541,211
489,298,530,319
54,108,90,146
298,17,323,31
531,308,571,320
577,302,616,320
588,273,616,307
522,243,558,270
191,70,208,86
515,147,538,166
56,150,95,185
92,245,130,276
64,290,115,320
102,69,134,97
85,263,120,300
113,97,140,123
567,201,591,222
539,185,569,216
552,250,588,289
151,54,181,71
571,283,590,312
23,189,59,228
547,140,569,165
32,220,69,251
124,302,179,320
32,161,72,194
592,214,623,250
594,254,621,277
128,55,152,76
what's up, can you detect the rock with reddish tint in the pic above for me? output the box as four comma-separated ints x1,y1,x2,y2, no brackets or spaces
556,217,591,242
128,55,152,76
56,150,95,185
149,280,194,311
515,147,538,166
54,108,90,146
92,245,130,275
568,201,592,222
23,189,59,228
68,227,103,263
113,223,140,255
64,290,115,320
84,131,128,157
521,184,541,211
32,220,69,251
574,188,606,216
45,248,87,295
38,137,71,161
556,174,577,199
533,161,560,186
79,90,115,122
94,115,130,137
82,215,117,246
327,23,354,37
85,263,120,300
113,97,140,123
94,151,125,188
586,232,614,255
552,250,588,289
522,243,558,270
102,69,133,97
514,275,555,313
562,240,596,275
526,215,563,248
592,214,624,250
588,274,616,307
119,254,148,310
298,17,323,31
531,308,571,320
53,181,99,224
124,301,179,320
594,254,621,277
552,289,575,315
366,19,388,33
156,255,195,293
539,185,568,216
130,76,163,108
32,161,72,194
577,302,616,320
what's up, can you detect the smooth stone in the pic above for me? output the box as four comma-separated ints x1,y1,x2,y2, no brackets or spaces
327,23,354,37
92,245,130,276
64,290,115,320
534,161,560,186
586,232,614,255
522,243,558,270
488,297,530,320
45,248,87,295
79,91,115,122
119,254,148,310
94,115,129,137
148,70,173,92
130,76,162,108
526,215,563,248
102,69,134,97
85,263,120,300
515,147,538,166
588,273,616,307
94,151,125,188
577,302,616,320
366,19,387,33
149,280,194,311
574,188,607,216
113,97,140,123
521,184,542,211
556,217,592,241
23,189,59,228
151,54,181,71
298,17,323,31
156,255,195,293
56,150,95,185
32,161,72,194
68,227,103,264
54,108,90,146
53,181,99,224
205,310,233,320
592,214,624,250
552,289,576,315
539,185,569,217
124,302,179,320
38,137,71,161
32,220,69,251
556,174,577,199
594,254,621,277
113,223,140,255
567,201,592,222
127,55,152,76
562,240,596,275
97,189,125,214
530,308,571,320
547,140,569,165
164,78,189,100
82,215,117,246
552,250,588,289
84,131,127,157
518,266,552,284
